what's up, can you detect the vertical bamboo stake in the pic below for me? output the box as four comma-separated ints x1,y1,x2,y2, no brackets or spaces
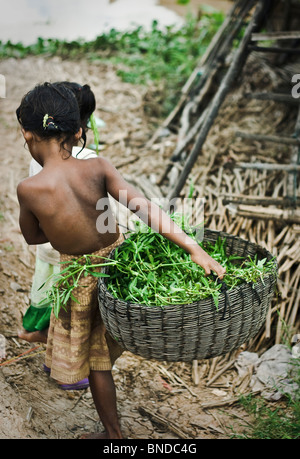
192,360,200,385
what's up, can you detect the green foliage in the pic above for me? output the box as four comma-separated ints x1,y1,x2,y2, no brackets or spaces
106,215,276,307
88,113,100,155
0,12,224,116
38,255,117,318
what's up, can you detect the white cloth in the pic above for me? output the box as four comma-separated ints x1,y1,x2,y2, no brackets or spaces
235,345,299,401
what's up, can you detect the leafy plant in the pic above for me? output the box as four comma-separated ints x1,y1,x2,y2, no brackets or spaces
106,215,276,308
38,255,116,318
0,12,224,117
88,113,100,155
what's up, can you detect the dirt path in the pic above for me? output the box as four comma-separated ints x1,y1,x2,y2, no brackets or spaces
0,56,249,439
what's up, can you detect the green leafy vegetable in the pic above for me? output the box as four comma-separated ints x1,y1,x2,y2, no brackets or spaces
106,215,276,308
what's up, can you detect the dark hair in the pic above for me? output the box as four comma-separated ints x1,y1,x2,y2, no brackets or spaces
16,82,83,156
55,82,96,153
58,82,96,131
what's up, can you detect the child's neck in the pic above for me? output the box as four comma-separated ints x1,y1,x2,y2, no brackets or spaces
31,141,75,167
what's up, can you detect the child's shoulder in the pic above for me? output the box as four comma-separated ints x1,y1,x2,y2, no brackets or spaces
17,176,39,203
80,155,116,175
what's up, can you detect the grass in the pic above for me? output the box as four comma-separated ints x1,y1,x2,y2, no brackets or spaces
234,359,300,439
0,12,224,117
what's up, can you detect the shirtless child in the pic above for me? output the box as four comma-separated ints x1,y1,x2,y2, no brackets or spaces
18,81,97,348
16,82,225,439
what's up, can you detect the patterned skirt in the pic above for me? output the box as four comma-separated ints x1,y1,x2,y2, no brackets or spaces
45,233,124,384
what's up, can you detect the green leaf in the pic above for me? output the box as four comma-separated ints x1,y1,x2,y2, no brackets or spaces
70,293,80,304
89,271,110,278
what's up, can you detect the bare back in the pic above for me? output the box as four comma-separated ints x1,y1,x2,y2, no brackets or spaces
18,156,120,255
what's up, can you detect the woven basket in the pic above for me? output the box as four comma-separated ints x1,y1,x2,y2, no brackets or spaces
98,229,277,362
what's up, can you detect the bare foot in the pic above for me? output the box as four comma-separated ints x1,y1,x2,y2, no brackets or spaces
80,432,108,439
18,328,48,344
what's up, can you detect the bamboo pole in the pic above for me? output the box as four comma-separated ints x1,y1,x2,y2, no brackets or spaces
251,31,300,40
226,162,300,172
235,131,300,146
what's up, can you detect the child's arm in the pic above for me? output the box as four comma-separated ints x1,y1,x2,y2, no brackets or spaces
102,159,226,279
17,182,49,245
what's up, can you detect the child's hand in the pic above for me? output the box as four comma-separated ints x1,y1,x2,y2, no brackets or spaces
190,248,226,279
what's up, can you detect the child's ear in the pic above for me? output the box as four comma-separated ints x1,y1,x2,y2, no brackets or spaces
21,129,33,143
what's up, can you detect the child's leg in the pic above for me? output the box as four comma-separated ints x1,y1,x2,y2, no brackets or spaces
82,370,123,439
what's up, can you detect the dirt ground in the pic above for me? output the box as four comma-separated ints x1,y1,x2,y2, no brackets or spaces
0,56,254,440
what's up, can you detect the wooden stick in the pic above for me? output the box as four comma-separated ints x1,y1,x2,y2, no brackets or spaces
226,162,300,172
192,360,200,385
200,396,243,410
233,205,300,224
138,406,192,439
251,31,300,41
207,356,219,381
206,359,236,387
245,91,299,104
235,130,300,146
222,194,300,207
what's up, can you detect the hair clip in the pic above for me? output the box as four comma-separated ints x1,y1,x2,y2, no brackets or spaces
43,114,58,130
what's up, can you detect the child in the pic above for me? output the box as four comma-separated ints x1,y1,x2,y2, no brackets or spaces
18,82,98,352
16,82,226,439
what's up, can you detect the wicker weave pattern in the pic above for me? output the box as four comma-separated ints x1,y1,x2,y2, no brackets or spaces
98,229,277,362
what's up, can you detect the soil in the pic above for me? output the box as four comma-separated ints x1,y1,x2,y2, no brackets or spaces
0,56,251,440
